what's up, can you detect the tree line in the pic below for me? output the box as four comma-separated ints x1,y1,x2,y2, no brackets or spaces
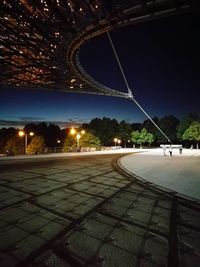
0,113,199,155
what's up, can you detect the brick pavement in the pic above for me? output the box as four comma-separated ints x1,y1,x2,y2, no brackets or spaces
0,154,200,267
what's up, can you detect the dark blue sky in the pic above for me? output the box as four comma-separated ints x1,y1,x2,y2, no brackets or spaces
0,13,199,128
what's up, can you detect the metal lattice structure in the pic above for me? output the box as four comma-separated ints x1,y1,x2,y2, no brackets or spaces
1,0,199,98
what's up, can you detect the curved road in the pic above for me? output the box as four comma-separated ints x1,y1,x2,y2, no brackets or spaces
0,154,200,267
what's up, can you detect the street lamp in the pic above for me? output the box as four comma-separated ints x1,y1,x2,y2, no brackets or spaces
19,131,34,154
70,128,85,151
70,128,76,135
76,133,81,151
114,138,118,149
117,139,121,148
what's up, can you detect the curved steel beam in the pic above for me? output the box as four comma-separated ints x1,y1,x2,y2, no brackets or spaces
1,0,199,97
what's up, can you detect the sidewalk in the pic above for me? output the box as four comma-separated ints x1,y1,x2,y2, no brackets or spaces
1,147,200,200
0,148,200,266
0,148,135,162
120,148,200,200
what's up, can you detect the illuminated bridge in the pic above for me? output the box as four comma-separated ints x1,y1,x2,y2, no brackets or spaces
1,0,199,98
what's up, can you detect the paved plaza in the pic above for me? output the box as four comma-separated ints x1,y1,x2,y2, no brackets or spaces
0,150,200,266
121,148,200,200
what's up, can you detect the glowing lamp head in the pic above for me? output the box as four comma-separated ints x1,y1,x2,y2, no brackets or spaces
30,132,34,136
19,131,25,137
70,128,76,135
114,138,118,142
76,134,81,140
81,130,85,135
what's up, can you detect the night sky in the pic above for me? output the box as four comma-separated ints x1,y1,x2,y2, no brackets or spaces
0,13,199,128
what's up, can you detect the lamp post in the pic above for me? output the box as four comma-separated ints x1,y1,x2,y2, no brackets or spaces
76,134,81,151
56,140,61,153
70,128,85,151
19,131,34,154
117,139,121,148
114,138,118,149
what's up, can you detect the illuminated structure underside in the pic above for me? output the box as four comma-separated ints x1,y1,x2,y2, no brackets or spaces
1,0,199,98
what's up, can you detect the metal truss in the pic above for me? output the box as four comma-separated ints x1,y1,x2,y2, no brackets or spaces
0,0,199,98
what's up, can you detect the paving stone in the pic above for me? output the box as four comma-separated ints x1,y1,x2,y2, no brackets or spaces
178,250,200,267
143,235,168,266
1,206,29,223
178,226,200,256
18,215,49,232
39,221,67,240
125,209,152,225
0,186,30,198
103,202,129,216
82,218,113,240
13,234,46,260
67,231,101,260
111,224,145,255
0,227,28,249
150,206,170,235
0,155,200,266
0,219,7,229
179,205,200,230
19,202,41,213
0,253,19,267
99,243,137,267
40,253,72,267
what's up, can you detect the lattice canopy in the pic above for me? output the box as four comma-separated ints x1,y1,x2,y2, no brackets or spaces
1,0,199,98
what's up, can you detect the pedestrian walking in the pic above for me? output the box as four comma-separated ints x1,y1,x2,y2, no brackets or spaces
169,145,173,157
179,147,183,154
163,145,166,156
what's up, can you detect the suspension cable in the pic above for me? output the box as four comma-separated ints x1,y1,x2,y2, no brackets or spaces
106,31,133,97
106,30,171,143
131,98,171,143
